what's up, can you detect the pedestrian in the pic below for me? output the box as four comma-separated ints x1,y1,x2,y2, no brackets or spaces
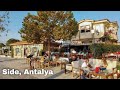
27,51,34,69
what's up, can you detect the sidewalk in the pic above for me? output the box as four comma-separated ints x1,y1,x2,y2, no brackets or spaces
0,59,77,79
0,55,11,57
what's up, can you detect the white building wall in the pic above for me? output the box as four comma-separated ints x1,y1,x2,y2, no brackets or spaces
12,44,43,59
108,26,118,40
93,23,105,38
79,21,105,39
77,19,118,44
79,21,92,30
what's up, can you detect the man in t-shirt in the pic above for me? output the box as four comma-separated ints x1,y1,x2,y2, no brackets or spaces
81,59,93,77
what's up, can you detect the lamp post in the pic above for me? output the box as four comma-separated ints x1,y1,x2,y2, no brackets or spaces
91,29,95,58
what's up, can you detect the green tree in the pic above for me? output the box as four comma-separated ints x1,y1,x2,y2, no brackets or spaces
6,38,20,46
90,43,120,58
0,11,9,35
0,43,5,48
19,11,78,59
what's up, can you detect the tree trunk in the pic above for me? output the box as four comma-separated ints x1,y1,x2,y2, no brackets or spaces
48,38,51,60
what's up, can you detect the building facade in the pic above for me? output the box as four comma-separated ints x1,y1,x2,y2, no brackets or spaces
10,41,43,58
71,19,119,45
0,46,10,55
10,41,61,58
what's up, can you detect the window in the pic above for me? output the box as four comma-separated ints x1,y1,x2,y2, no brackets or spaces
81,30,85,33
86,30,90,32
89,41,92,43
80,25,91,33
32,47,37,53
15,48,19,56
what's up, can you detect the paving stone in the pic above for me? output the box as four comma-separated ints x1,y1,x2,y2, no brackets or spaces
0,58,76,79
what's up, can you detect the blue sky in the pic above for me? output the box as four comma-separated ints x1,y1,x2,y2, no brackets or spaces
0,11,120,44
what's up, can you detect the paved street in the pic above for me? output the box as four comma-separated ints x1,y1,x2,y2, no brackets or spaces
0,57,77,79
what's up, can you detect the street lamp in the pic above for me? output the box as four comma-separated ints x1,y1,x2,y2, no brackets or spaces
91,29,95,58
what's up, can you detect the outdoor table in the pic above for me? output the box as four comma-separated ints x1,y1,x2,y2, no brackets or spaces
97,73,111,79
59,57,69,62
59,57,69,70
89,71,106,79
89,71,117,79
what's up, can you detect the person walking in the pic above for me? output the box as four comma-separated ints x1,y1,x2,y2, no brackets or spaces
27,51,34,69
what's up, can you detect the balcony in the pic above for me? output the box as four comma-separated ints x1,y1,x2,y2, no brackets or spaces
80,31,104,39
80,32,92,39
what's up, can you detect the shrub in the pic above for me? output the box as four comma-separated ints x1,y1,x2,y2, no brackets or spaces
117,65,120,70
89,43,120,59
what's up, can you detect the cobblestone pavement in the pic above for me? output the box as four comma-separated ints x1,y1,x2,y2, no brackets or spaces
0,57,78,79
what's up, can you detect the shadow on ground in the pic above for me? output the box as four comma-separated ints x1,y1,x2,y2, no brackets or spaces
45,70,65,79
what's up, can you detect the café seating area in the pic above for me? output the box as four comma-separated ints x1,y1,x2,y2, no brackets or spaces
25,54,120,79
